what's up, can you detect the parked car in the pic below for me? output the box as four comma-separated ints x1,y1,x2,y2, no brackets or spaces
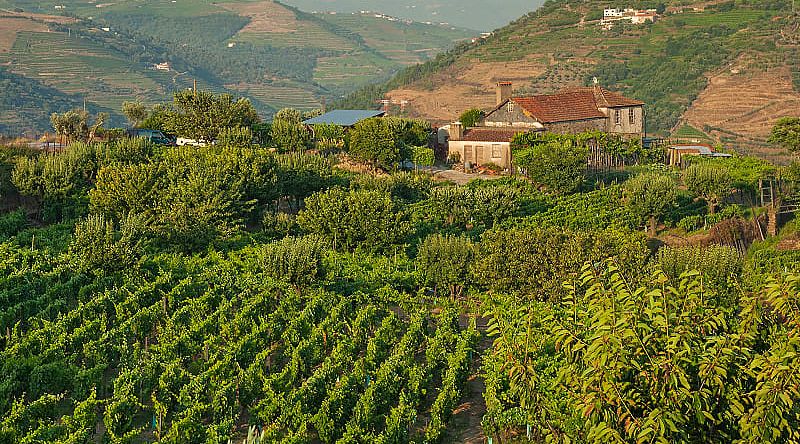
127,129,175,145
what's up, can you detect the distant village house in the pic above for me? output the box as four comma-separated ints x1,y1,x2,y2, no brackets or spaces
447,81,645,170
601,8,658,29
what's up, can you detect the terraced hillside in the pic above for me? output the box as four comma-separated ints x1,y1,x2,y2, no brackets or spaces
0,0,474,134
342,0,799,161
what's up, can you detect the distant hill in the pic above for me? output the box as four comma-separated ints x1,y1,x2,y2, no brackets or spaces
341,0,800,163
280,0,546,30
0,1,474,134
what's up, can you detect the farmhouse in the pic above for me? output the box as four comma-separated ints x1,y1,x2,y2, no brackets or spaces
600,8,658,28
446,81,645,170
446,123,533,169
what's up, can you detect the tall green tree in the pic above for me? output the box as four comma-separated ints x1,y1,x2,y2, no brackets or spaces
624,172,677,235
163,90,260,142
768,117,800,153
683,163,733,215
122,101,148,128
459,108,484,128
349,118,401,170
416,234,476,299
513,138,588,194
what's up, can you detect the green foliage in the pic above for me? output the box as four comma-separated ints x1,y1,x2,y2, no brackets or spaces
409,146,435,167
50,109,108,144
351,172,434,202
68,213,144,273
271,109,311,152
739,274,800,443
217,126,254,147
518,185,636,231
624,172,678,235
275,152,336,210
258,235,328,287
312,124,347,152
298,188,409,253
163,90,260,142
426,185,521,230
684,163,733,214
512,134,589,194
459,108,484,128
416,234,476,298
657,245,743,295
348,118,401,170
552,264,742,443
0,210,28,239
11,142,102,222
769,116,800,153
473,227,648,300
122,101,147,128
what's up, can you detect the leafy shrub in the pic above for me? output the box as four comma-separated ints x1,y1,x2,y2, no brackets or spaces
262,212,298,239
0,210,27,239
678,215,704,232
416,234,476,299
297,188,409,253
68,213,144,273
351,172,434,202
426,185,520,230
657,245,742,295
258,235,328,287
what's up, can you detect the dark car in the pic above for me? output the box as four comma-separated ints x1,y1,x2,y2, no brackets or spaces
127,129,175,145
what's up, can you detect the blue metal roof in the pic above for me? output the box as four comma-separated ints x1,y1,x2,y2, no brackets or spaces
302,110,386,126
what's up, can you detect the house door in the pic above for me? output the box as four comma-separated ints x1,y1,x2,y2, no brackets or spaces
475,145,484,164
464,145,474,163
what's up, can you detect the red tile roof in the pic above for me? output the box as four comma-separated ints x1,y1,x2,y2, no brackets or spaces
461,127,533,142
497,86,644,124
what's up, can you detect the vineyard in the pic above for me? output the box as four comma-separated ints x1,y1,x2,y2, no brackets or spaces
0,241,478,443
1,127,800,443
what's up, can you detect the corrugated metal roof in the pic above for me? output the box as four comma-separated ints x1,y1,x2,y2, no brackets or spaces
302,110,386,126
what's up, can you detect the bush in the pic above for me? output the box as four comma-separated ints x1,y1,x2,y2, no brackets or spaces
297,188,409,253
0,210,28,239
416,234,476,298
657,245,742,295
258,235,328,287
69,213,144,273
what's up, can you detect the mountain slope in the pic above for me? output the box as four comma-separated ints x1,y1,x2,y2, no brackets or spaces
345,0,799,162
0,1,474,133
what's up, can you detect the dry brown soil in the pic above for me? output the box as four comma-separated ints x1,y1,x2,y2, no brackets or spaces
683,61,800,162
0,17,48,52
387,58,547,123
218,1,297,34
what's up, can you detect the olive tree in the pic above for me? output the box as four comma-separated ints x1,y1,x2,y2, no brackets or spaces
122,101,148,128
348,118,401,171
683,163,732,215
163,90,260,142
624,172,677,235
416,234,476,299
768,117,800,153
297,188,409,252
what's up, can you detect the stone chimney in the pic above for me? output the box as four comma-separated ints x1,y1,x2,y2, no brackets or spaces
496,81,513,106
449,122,463,141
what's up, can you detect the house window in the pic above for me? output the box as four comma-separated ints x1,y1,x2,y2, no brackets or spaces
629,108,636,125
507,101,514,113
492,144,502,158
615,109,622,126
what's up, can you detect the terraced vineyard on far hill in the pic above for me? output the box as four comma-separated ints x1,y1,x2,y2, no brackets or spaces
0,0,474,134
